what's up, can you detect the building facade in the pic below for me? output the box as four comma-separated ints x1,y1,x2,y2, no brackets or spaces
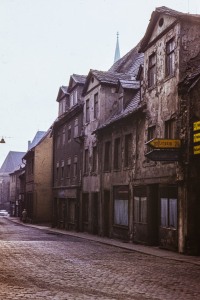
52,75,86,231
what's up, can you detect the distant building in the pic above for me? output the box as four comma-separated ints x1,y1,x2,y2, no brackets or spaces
23,130,52,223
0,151,26,211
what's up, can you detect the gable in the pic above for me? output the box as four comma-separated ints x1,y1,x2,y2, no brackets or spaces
149,14,177,44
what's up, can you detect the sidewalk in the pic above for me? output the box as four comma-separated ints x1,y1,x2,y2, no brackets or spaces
8,217,200,266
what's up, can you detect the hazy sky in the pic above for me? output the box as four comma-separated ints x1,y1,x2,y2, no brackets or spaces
0,0,199,166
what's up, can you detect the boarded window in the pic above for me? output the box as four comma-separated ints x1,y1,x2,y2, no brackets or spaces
148,52,156,87
166,38,175,77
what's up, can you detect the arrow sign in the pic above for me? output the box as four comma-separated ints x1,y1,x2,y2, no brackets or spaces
146,138,181,149
145,149,180,161
193,120,200,132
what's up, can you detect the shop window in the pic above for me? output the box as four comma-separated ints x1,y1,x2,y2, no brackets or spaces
148,52,156,88
134,196,147,223
124,134,132,168
166,38,175,77
104,141,111,171
161,198,177,228
113,138,121,170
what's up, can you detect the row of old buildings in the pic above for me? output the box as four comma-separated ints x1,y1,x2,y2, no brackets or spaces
1,6,200,255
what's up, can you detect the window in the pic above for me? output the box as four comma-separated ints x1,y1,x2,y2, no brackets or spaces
134,196,147,223
68,126,71,142
165,119,175,139
92,146,97,172
73,156,78,177
70,90,77,107
56,162,59,180
74,118,78,138
66,158,71,178
113,138,121,170
86,99,90,123
62,127,66,145
104,141,111,171
148,53,156,88
161,198,177,228
56,134,60,149
61,161,64,179
84,149,89,174
94,93,98,119
166,38,175,77
114,186,129,226
147,125,156,153
124,134,132,168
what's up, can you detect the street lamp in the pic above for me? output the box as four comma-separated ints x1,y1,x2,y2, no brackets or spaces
0,138,5,143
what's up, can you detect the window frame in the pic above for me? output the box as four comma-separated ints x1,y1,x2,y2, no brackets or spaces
148,52,156,88
165,38,175,78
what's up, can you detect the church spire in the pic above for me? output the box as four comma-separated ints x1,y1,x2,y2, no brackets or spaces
114,32,120,63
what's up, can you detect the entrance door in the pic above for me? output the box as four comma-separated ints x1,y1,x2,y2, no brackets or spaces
104,190,110,237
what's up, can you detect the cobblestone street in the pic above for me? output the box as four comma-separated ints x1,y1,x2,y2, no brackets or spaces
0,218,200,300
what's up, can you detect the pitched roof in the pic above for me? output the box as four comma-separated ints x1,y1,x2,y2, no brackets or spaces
109,41,144,76
94,90,144,132
0,151,26,174
28,131,47,150
72,74,87,84
82,69,135,95
140,6,200,52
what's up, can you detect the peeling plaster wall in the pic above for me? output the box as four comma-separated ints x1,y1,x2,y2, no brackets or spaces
137,22,181,183
83,85,118,193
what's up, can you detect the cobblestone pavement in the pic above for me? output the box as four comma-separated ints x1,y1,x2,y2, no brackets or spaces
0,218,200,300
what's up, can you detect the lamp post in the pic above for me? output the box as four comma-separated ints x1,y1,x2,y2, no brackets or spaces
0,138,5,143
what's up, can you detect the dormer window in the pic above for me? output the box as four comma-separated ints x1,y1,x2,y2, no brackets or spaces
70,90,77,107
148,53,156,88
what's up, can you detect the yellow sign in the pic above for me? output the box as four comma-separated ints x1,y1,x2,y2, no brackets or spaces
193,121,200,132
194,145,200,155
193,133,200,143
147,138,181,149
